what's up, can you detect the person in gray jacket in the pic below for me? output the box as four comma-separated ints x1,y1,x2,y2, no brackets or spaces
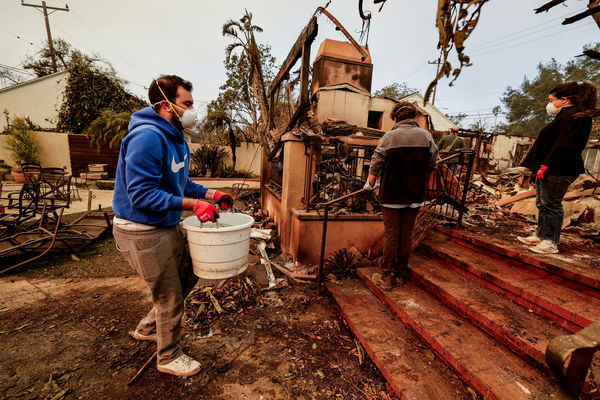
364,101,438,290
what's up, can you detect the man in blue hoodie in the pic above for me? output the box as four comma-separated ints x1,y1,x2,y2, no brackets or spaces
112,75,233,377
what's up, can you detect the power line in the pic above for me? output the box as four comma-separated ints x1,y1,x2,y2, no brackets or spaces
471,21,593,58
69,7,139,76
438,90,503,100
0,28,41,48
21,1,70,73
0,63,35,74
468,10,576,52
393,11,590,87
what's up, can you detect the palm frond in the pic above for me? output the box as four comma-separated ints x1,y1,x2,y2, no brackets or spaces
225,43,243,61
222,20,242,37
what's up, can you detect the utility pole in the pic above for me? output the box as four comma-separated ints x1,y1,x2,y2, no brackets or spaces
427,59,442,106
21,1,69,73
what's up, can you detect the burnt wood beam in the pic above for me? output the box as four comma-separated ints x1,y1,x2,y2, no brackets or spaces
562,5,600,24
267,16,318,98
299,42,311,109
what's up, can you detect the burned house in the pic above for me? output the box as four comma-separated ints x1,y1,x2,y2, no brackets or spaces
260,37,435,264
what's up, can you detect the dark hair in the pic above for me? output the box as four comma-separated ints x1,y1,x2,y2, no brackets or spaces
391,101,418,122
149,75,193,111
550,81,597,111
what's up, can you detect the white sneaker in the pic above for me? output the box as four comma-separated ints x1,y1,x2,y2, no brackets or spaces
517,234,542,245
157,353,201,377
529,240,559,254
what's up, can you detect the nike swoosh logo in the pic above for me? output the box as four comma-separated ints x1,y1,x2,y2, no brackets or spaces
171,154,187,173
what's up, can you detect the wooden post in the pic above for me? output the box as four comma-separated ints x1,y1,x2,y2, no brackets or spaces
299,42,311,108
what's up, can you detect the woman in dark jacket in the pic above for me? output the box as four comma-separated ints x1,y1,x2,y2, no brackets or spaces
518,81,597,254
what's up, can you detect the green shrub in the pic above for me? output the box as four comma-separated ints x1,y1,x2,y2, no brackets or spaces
191,144,229,177
5,117,40,166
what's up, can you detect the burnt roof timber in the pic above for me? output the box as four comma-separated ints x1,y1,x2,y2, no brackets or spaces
267,16,318,98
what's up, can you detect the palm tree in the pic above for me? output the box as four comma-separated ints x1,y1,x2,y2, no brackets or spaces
222,10,272,150
86,109,131,149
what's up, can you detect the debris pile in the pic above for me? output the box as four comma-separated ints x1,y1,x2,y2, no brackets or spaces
184,276,262,330
466,168,600,240
252,209,276,230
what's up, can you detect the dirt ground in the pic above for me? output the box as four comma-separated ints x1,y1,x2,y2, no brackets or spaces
0,231,398,400
3,188,599,400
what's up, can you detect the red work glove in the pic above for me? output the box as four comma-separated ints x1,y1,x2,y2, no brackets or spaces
193,200,219,222
213,190,234,210
535,165,548,182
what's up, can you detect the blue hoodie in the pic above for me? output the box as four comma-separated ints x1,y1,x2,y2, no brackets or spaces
112,106,207,227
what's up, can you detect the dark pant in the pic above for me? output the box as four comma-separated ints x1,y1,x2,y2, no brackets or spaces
535,175,576,244
113,224,198,365
382,206,419,277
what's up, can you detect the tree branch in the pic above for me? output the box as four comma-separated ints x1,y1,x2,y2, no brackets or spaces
562,5,600,24
534,0,568,14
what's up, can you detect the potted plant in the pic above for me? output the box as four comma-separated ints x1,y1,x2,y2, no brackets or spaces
5,117,40,182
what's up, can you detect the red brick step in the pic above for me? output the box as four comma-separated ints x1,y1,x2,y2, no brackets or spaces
420,232,600,331
357,267,572,400
409,253,570,368
326,279,473,400
436,226,600,290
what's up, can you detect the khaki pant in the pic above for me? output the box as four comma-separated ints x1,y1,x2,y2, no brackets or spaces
382,207,419,278
113,224,198,364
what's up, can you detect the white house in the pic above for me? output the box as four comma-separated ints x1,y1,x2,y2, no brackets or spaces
0,70,68,131
399,92,457,133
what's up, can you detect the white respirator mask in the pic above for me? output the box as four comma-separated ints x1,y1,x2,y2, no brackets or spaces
546,102,559,115
154,79,197,129
179,107,198,129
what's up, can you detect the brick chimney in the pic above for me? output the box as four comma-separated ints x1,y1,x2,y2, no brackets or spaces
311,39,373,96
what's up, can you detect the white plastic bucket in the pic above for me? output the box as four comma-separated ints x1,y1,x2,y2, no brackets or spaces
182,212,255,279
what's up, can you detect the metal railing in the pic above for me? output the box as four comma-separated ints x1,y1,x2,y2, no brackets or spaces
311,148,476,294
303,142,375,211
428,149,476,227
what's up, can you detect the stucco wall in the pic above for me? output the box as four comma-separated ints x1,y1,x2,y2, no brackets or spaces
368,97,397,131
0,131,71,173
188,142,262,176
314,89,370,127
0,71,67,131
491,135,535,171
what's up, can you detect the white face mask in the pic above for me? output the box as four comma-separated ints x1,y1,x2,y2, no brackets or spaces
546,102,559,115
179,107,198,129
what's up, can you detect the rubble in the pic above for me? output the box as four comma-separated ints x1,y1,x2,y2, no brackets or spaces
184,276,263,331
465,170,600,242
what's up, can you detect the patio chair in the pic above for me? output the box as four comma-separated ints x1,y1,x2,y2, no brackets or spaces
0,181,41,234
20,163,42,183
38,169,71,220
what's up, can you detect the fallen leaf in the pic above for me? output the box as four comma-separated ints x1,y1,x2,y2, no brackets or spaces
467,387,478,399
209,292,223,313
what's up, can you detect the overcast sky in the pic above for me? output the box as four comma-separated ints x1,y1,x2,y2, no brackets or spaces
2,0,598,129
